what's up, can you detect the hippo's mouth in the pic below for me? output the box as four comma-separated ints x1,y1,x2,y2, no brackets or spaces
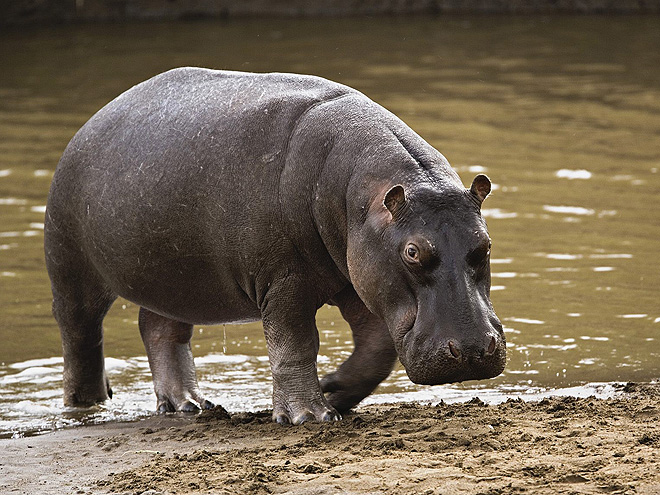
399,321,507,386
392,306,418,358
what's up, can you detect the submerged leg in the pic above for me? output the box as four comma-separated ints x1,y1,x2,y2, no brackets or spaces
54,292,116,407
47,244,116,407
138,307,214,413
321,285,398,413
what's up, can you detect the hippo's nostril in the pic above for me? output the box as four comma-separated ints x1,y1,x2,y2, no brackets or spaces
448,340,461,359
487,336,497,355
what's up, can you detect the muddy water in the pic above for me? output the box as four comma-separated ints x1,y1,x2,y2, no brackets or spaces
1,16,659,437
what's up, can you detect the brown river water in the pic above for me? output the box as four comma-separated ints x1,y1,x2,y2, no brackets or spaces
0,16,658,437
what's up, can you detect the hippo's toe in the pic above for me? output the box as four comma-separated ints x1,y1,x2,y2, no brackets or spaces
272,398,342,426
321,409,342,422
155,394,216,414
180,400,201,413
292,411,316,425
157,401,176,413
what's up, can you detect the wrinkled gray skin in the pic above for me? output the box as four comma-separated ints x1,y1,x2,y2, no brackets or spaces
45,68,506,425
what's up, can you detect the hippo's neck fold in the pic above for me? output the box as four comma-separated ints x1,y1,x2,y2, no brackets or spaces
280,90,463,305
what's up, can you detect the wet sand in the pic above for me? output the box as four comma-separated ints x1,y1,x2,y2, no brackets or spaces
1,383,659,495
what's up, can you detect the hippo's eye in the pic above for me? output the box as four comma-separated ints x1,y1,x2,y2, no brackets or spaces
468,239,491,268
404,243,420,263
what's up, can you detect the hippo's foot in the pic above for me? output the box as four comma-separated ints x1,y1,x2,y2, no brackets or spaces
272,391,341,425
150,366,216,413
155,390,215,414
64,373,113,408
61,337,115,408
269,359,341,425
321,371,381,414
319,342,397,414
138,307,214,414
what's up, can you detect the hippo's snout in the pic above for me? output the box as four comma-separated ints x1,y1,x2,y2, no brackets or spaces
401,323,506,386
447,332,499,363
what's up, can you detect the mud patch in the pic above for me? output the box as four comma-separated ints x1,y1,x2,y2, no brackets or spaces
95,384,660,495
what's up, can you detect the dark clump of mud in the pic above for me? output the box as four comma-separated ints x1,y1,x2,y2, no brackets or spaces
195,405,232,422
197,408,272,426
95,383,660,495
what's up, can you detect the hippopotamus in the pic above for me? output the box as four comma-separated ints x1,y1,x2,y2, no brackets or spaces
45,67,505,425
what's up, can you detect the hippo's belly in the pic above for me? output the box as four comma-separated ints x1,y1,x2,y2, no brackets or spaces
99,251,263,326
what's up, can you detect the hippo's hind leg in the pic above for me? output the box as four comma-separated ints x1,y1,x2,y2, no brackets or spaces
138,308,214,413
47,255,116,407
320,286,398,413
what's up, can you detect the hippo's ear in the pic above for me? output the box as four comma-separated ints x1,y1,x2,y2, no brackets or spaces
470,174,491,205
384,185,406,219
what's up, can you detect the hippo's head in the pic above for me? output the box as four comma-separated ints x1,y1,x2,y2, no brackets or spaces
347,174,505,385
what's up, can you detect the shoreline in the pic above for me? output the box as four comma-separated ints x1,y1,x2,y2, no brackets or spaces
0,380,627,440
1,382,658,494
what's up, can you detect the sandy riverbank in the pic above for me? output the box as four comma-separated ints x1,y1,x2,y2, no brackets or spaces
1,382,659,495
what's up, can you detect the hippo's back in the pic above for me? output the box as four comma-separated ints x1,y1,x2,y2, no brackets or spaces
45,68,360,322
59,67,357,181
49,67,360,237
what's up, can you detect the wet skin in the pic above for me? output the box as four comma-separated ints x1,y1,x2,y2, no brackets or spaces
45,68,505,425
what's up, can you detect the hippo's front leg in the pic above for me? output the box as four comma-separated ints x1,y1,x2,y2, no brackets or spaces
262,285,341,425
321,286,398,413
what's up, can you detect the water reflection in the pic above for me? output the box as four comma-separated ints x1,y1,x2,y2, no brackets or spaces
1,15,659,436
543,205,595,216
555,169,592,180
